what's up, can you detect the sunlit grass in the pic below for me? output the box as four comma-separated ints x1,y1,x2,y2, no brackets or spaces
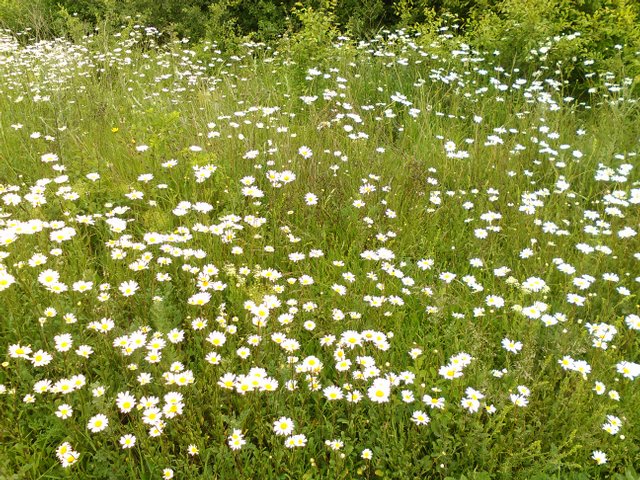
0,25,639,479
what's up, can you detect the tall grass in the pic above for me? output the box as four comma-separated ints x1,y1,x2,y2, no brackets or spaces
0,24,639,479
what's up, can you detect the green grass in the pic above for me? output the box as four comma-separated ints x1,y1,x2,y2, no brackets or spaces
0,26,639,479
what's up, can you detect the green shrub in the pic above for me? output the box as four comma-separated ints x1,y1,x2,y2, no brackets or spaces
467,0,640,96
0,0,55,39
0,0,638,96
282,1,341,67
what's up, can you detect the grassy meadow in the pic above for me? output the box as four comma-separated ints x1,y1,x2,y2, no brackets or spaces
0,22,639,479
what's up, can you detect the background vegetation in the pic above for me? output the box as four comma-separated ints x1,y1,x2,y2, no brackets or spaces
1,0,639,93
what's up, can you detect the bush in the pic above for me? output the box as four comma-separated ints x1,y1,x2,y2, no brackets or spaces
0,0,638,96
0,0,56,39
467,0,640,96
281,1,341,67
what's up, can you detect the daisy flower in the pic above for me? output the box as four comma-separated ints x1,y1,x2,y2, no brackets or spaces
273,417,295,436
87,414,109,433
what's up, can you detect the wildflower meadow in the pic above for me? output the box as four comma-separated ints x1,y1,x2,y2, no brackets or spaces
0,11,639,480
